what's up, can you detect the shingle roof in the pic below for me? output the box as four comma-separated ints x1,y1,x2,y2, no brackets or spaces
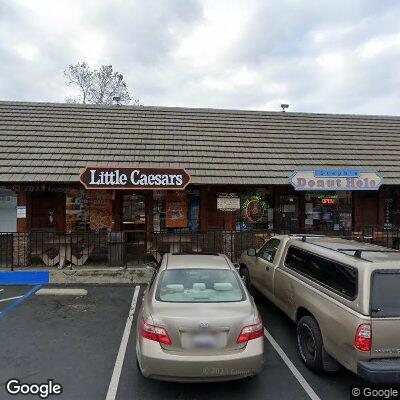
1,100,400,185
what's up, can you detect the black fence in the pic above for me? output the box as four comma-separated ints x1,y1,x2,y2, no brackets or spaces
149,227,400,263
0,231,111,270
1,227,400,270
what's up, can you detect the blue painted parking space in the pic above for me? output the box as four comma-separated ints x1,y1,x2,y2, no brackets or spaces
0,285,41,317
0,271,49,285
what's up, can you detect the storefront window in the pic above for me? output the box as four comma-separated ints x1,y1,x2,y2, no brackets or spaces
304,191,352,231
66,189,112,232
238,189,273,231
153,190,199,233
0,187,17,232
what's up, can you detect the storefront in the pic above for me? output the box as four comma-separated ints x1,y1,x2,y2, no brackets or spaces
1,101,400,266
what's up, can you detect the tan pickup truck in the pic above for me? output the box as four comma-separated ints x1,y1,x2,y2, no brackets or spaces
239,234,400,383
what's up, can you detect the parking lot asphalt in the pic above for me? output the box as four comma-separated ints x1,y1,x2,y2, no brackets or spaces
0,285,38,315
0,284,367,400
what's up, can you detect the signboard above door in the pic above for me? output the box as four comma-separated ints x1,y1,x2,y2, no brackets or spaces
289,170,383,191
80,167,191,190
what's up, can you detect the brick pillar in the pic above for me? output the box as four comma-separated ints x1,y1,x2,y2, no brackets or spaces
14,190,31,267
222,230,235,261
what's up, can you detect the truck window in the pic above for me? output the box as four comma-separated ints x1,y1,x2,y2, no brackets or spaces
371,271,400,317
258,238,280,263
285,246,357,299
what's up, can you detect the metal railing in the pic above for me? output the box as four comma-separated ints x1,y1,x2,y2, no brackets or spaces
0,231,110,270
1,227,400,269
150,227,400,263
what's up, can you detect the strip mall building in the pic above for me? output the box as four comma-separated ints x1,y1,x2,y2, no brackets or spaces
0,101,399,267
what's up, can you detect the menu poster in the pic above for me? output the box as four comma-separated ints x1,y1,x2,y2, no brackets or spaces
88,191,113,230
66,189,89,231
384,201,393,229
165,194,188,228
305,202,314,214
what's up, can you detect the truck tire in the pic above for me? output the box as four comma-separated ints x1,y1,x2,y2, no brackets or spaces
240,267,251,289
240,267,258,298
296,315,324,373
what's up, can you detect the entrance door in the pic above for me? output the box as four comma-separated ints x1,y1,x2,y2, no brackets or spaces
122,194,146,255
280,196,299,233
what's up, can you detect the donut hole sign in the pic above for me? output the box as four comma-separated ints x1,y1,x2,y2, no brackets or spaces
289,170,383,191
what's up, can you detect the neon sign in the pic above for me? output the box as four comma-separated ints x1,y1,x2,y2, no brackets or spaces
242,195,268,223
321,198,336,205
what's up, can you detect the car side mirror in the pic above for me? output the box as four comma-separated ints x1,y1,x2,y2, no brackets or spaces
247,248,257,257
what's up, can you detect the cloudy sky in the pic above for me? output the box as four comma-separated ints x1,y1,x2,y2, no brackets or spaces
1,0,400,114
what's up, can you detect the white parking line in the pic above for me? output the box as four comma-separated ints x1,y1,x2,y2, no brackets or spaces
0,295,23,303
264,328,321,400
106,286,140,400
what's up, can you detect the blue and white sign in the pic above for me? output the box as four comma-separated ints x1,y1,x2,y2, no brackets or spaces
289,170,383,191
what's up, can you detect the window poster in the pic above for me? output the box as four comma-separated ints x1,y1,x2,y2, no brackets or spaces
66,189,89,231
384,201,393,229
165,194,188,228
88,191,112,230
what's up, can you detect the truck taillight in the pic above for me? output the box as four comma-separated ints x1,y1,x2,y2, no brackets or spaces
355,323,372,352
141,318,172,345
236,320,264,344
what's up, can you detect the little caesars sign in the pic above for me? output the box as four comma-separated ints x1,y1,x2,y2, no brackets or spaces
289,170,383,191
80,167,191,190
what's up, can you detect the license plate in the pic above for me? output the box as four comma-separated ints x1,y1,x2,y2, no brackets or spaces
190,333,219,349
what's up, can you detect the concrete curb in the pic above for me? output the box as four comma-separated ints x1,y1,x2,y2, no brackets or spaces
49,267,154,285
36,288,88,296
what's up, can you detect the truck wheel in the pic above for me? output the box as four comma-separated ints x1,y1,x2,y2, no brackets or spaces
296,316,324,373
240,267,252,290
240,267,257,298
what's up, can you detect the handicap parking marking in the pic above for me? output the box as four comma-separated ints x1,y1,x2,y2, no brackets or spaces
0,285,42,318
0,295,24,303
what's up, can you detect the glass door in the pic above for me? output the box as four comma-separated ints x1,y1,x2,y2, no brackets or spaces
123,194,146,254
279,196,299,233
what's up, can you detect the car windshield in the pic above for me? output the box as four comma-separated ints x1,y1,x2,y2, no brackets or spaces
156,268,245,303
371,271,400,317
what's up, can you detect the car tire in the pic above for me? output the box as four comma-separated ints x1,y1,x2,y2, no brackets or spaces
296,316,324,373
136,357,144,377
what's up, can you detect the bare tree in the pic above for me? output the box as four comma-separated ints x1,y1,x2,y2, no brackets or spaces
64,62,140,105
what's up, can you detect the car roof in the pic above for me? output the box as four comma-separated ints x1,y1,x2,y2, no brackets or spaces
287,235,400,264
165,253,231,270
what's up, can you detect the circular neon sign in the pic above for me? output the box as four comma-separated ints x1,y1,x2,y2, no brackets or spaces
242,195,268,223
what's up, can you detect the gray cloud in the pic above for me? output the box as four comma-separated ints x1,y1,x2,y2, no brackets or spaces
0,0,400,115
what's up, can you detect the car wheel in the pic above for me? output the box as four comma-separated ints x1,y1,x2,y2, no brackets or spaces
136,357,144,377
296,316,324,373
